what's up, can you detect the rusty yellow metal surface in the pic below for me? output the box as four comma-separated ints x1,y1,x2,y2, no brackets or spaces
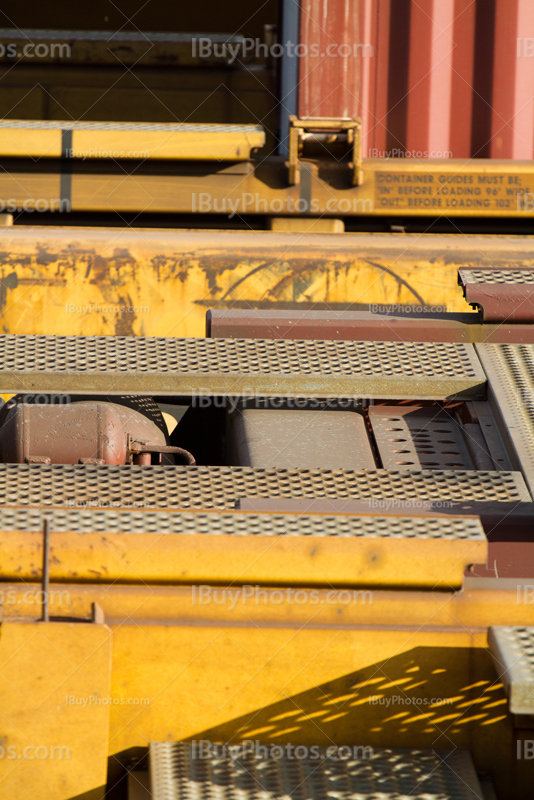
0,226,532,338
2,583,533,798
0,518,487,589
0,621,112,800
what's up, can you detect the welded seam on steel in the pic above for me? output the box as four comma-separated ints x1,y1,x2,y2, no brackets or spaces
0,506,486,538
488,627,534,715
476,343,534,494
148,742,483,800
0,464,528,509
0,335,486,399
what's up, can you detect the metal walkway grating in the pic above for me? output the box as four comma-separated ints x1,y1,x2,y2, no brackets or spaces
459,268,534,284
476,343,534,493
460,271,534,323
0,464,528,510
148,742,483,800
0,335,486,399
0,505,486,539
488,626,534,715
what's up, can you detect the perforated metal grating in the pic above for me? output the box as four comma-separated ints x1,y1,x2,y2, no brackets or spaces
459,269,534,284
488,626,534,714
148,742,483,800
0,506,486,539
0,120,261,133
0,335,481,376
0,335,486,399
476,343,534,493
369,406,474,470
0,464,527,510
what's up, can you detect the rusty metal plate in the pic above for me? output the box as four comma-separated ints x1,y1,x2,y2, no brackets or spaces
0,335,486,400
0,464,527,510
476,343,534,494
228,408,377,469
149,742,483,800
459,268,534,323
0,505,486,540
488,626,534,714
368,406,474,470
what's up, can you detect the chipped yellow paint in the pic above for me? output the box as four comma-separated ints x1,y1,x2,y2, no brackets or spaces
0,226,528,338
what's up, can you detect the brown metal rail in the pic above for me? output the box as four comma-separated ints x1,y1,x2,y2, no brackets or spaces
207,309,534,343
459,268,534,323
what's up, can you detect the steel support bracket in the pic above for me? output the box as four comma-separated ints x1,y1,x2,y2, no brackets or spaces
287,116,363,186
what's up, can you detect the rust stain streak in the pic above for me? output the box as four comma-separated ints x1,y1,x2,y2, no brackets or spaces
364,260,425,305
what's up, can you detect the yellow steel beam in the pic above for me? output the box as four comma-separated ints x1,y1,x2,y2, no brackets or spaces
0,121,265,160
3,583,534,632
0,621,111,800
2,583,533,798
0,225,520,338
0,512,487,589
0,157,532,214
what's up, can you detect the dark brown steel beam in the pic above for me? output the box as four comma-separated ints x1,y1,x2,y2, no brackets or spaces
207,309,534,344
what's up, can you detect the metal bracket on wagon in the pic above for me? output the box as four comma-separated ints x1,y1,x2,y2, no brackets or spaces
288,116,363,186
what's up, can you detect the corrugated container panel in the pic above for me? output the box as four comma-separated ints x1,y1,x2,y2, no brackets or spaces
298,0,533,159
